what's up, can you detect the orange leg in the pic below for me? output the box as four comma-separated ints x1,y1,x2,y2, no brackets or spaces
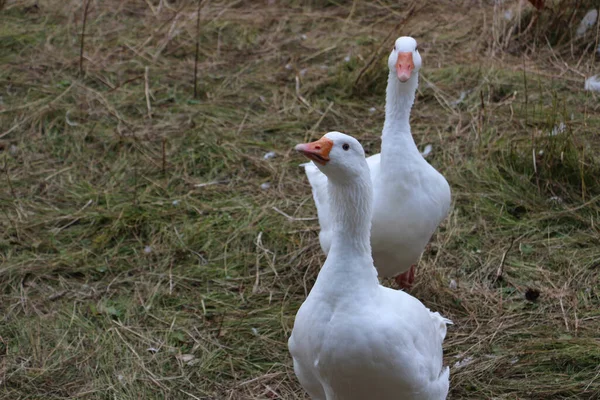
394,264,415,289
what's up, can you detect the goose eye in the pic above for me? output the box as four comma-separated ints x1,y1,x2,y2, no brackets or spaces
415,45,419,51
342,143,350,151
393,45,396,51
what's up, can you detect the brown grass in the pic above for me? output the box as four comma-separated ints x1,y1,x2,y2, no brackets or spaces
0,0,599,399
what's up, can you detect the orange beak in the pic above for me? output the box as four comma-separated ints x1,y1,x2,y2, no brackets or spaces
396,52,414,82
294,136,334,165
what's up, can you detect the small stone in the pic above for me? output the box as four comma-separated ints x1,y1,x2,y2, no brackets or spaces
263,151,276,160
144,246,152,254
368,107,376,114
260,182,271,190
449,279,457,290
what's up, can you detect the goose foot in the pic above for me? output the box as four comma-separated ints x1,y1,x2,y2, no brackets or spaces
394,265,415,289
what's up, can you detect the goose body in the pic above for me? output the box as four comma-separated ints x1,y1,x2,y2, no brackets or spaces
302,37,451,286
289,132,451,400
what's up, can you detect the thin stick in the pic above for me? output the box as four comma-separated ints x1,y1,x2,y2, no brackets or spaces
354,1,419,88
478,90,484,150
522,55,528,127
193,0,203,98
79,0,92,76
304,102,333,142
272,207,318,222
495,237,515,282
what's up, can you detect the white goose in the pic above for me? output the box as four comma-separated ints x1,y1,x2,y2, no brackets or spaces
302,37,451,288
289,132,451,400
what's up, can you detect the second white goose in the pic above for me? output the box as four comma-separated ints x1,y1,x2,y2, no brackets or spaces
302,36,451,288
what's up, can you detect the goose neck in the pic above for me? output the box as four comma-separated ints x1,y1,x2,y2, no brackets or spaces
312,169,379,295
327,172,373,255
383,72,418,137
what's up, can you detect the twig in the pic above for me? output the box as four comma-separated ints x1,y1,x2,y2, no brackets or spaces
107,75,144,93
522,55,528,126
236,110,249,136
79,0,92,76
238,372,284,387
194,180,228,188
353,1,419,87
304,102,333,142
144,66,152,119
495,237,515,282
45,165,75,181
478,90,485,149
193,0,204,98
272,207,318,222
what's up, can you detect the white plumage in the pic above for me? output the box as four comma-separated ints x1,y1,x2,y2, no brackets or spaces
302,37,451,285
290,131,451,400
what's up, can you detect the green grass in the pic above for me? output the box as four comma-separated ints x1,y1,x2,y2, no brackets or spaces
1,0,599,399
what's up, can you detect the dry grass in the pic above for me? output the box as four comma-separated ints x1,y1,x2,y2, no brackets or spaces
1,0,599,399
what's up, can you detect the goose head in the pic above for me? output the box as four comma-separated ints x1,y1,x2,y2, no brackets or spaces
295,131,368,182
387,36,421,83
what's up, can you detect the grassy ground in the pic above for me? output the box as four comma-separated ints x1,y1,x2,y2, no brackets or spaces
1,0,599,398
